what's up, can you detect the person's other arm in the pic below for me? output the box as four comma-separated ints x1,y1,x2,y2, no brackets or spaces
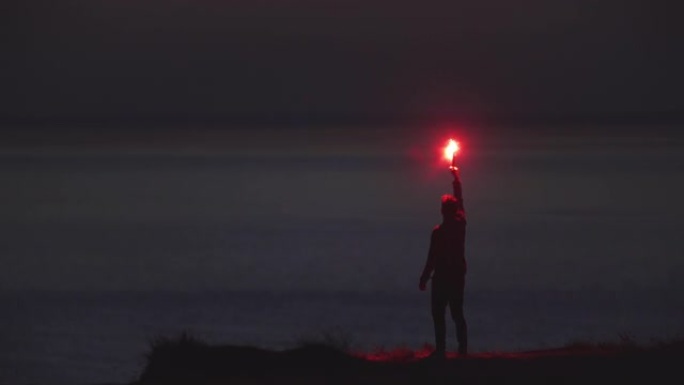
419,228,438,290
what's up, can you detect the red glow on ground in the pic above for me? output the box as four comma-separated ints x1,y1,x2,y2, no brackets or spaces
353,347,475,362
352,346,434,362
350,346,619,362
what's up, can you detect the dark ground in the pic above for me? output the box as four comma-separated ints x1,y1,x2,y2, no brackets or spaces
134,336,684,385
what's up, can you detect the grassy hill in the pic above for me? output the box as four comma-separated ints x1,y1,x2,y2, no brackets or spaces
133,334,684,385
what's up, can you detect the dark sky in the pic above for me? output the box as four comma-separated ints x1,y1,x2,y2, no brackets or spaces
4,0,682,122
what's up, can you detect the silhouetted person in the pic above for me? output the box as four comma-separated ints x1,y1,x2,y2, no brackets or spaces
419,167,468,358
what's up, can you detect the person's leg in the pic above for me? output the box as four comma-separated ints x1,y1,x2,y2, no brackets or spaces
448,276,468,355
431,286,448,354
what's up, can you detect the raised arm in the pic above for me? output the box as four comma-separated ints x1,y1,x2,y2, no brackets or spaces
451,168,465,215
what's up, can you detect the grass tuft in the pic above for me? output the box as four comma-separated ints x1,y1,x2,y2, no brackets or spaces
294,328,354,352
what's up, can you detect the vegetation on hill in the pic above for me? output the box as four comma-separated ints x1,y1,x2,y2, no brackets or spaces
134,333,684,385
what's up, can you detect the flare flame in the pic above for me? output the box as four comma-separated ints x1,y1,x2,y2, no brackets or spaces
444,139,460,161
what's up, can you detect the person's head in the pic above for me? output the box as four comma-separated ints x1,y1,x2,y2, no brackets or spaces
440,194,460,219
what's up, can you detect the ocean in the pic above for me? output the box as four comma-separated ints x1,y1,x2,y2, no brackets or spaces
1,289,683,385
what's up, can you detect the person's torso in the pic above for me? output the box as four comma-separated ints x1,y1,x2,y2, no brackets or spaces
432,220,467,280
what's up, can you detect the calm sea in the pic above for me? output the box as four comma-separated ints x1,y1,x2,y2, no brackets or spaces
1,289,682,385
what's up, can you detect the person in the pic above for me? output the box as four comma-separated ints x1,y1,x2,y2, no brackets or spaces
419,167,468,358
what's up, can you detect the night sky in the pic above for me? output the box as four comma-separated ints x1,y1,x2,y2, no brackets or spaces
5,0,682,120
2,1,683,292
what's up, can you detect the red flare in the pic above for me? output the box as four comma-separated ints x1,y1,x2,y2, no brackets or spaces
444,139,460,162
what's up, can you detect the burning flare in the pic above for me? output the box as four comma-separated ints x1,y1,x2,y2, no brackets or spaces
444,139,460,161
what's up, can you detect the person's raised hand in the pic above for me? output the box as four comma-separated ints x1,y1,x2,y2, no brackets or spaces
450,166,461,180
